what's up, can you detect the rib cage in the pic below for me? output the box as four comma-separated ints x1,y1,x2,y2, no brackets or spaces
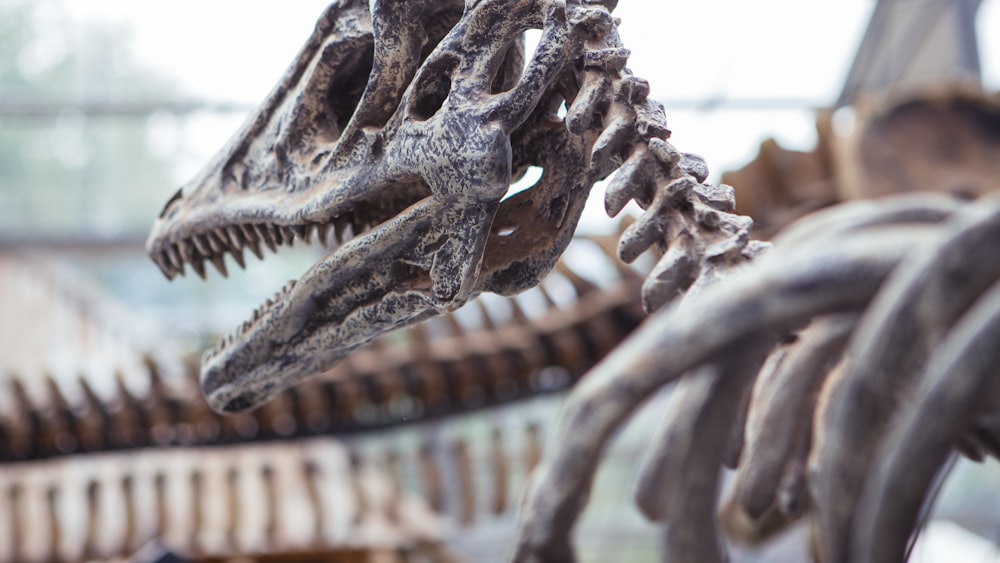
513,193,1000,563
0,440,446,561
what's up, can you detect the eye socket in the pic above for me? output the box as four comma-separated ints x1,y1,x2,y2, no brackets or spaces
409,56,459,121
158,188,183,219
325,40,375,132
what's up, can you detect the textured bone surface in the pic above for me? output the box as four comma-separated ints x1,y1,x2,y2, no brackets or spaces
511,193,1000,562
144,1,1000,561
2,235,644,464
147,0,752,417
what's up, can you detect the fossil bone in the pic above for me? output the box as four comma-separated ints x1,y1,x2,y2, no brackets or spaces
510,196,974,561
142,1,1000,561
147,0,755,420
147,0,675,414
512,194,1000,562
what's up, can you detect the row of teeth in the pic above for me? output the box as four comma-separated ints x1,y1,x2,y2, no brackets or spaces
208,279,299,358
154,218,373,280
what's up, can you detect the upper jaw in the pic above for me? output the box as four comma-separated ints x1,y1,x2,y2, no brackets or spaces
145,155,434,280
147,0,623,414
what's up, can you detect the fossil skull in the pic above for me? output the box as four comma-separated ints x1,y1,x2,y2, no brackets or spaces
147,0,671,413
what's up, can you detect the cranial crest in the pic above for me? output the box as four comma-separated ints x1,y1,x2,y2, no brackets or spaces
147,0,752,414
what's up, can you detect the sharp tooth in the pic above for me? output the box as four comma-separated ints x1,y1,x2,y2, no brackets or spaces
208,231,227,253
191,259,207,280
240,224,258,243
280,226,295,246
247,239,264,260
351,216,366,237
256,225,278,253
166,245,183,270
230,247,246,269
155,254,176,280
316,223,331,246
193,235,211,255
334,221,350,244
209,255,228,278
270,224,285,246
292,225,309,242
178,240,198,264
226,226,246,249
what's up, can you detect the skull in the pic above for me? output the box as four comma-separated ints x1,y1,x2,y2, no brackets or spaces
146,0,670,413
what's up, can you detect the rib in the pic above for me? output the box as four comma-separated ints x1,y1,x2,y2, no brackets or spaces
511,218,949,562
810,200,1000,563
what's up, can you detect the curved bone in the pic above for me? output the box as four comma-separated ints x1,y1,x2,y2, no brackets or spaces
510,220,945,562
729,314,856,520
770,193,961,249
851,278,1000,562
809,199,1000,563
632,337,773,563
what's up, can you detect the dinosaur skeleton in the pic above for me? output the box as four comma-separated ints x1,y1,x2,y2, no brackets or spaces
147,0,749,415
0,242,645,562
2,238,642,464
146,0,1000,562
512,193,1000,563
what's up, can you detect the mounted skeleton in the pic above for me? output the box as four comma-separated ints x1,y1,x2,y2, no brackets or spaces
147,1,1000,562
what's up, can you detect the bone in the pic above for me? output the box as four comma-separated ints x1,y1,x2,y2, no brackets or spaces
261,464,278,546
255,224,278,253
82,479,101,559
207,230,227,253
229,246,246,269
225,225,245,249
638,231,698,312
851,278,1000,563
291,224,310,242
155,255,176,280
419,443,445,514
314,222,330,246
452,438,477,526
730,315,856,520
771,192,962,249
45,485,61,561
225,466,241,550
566,74,612,135
511,224,945,562
190,259,207,280
490,426,509,515
632,338,772,563
722,375,753,470
209,254,228,278
380,450,403,524
165,244,183,273
604,148,653,217
193,234,212,256
8,483,24,560
333,220,350,245
810,201,1000,563
190,469,205,552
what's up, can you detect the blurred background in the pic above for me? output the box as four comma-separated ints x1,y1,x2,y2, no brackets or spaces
2,0,1000,561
